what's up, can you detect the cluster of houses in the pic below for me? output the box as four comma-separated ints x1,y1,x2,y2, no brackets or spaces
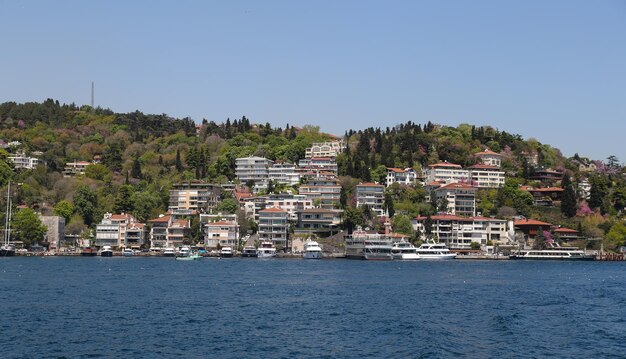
0,139,589,253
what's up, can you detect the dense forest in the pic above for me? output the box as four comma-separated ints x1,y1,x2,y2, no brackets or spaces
0,99,625,250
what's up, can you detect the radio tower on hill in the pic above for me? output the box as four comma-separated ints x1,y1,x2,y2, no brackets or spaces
91,81,95,108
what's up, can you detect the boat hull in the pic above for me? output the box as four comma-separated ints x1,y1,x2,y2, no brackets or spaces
241,252,258,258
303,251,322,259
417,254,457,260
175,255,202,261
100,251,113,257
509,255,594,261
0,248,16,257
393,253,420,260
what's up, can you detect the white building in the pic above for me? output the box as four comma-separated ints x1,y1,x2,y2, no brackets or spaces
95,213,146,249
386,167,418,187
475,149,503,168
305,141,345,159
265,194,314,221
299,177,341,209
258,207,289,249
268,162,301,186
298,157,338,174
424,162,469,185
204,221,239,249
468,164,505,188
433,183,476,217
168,182,222,213
9,152,42,170
63,161,92,177
235,156,273,188
412,214,510,250
356,183,385,216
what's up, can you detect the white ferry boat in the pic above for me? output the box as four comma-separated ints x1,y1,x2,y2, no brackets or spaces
416,241,457,260
391,241,420,260
509,246,594,260
345,228,393,260
303,240,322,259
257,241,277,258
344,230,366,259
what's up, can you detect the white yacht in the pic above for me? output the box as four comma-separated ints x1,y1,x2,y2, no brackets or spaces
162,247,176,257
123,248,134,257
177,246,191,257
100,245,113,257
510,246,594,260
303,240,322,259
219,246,234,258
391,241,420,260
416,241,457,260
257,241,277,258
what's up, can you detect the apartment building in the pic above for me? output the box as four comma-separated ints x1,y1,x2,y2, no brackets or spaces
258,207,289,249
412,214,510,250
356,183,385,216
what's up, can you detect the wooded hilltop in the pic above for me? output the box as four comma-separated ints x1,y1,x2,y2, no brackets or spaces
1,99,624,251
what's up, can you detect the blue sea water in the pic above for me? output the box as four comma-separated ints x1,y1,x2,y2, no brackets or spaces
1,257,626,358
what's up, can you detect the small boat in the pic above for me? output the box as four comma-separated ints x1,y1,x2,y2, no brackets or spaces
303,240,322,259
220,247,234,258
100,246,113,257
391,240,420,260
162,247,176,257
257,241,277,258
416,241,456,260
175,252,202,261
80,247,98,257
241,246,258,258
123,248,134,257
177,246,191,258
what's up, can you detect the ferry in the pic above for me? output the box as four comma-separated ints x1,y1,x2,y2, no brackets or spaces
364,238,393,260
509,246,594,260
415,241,456,260
391,241,420,260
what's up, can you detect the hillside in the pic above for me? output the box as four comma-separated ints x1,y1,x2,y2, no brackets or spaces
0,99,624,250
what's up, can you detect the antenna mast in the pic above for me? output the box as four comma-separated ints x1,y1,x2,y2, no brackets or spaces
91,81,95,108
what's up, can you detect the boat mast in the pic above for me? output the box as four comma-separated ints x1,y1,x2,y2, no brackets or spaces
4,181,10,246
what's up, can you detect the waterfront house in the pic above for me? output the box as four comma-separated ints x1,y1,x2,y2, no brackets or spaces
204,220,239,250
258,207,289,250
412,214,510,250
96,213,146,249
295,208,343,236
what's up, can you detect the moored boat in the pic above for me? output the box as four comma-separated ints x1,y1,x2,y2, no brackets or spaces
391,240,420,260
509,246,594,260
177,246,191,257
257,241,276,258
80,247,98,256
220,246,234,258
175,252,202,261
303,239,322,259
416,241,457,260
241,246,258,257
162,247,176,257
100,246,113,257
123,248,134,257
364,238,393,260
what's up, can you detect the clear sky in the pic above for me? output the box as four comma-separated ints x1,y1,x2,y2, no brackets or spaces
1,0,625,161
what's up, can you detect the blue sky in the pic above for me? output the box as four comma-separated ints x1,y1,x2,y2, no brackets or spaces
1,0,625,161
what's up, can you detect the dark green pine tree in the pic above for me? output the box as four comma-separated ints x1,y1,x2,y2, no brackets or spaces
175,148,183,172
131,157,142,179
560,175,577,217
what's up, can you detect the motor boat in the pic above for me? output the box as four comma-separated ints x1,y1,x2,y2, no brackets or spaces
303,240,322,259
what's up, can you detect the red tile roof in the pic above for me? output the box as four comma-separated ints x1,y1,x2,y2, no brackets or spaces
528,187,564,193
387,167,406,173
149,215,171,223
436,183,476,190
514,219,552,227
428,162,462,168
259,207,287,213
554,227,578,233
206,221,237,226
475,149,502,157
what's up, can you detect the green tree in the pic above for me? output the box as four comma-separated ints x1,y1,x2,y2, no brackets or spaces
73,184,98,226
175,148,183,172
392,215,414,235
85,163,109,181
53,200,73,223
130,191,162,223
605,222,626,249
114,185,135,213
131,157,142,179
216,198,238,214
12,208,47,248
560,175,577,218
